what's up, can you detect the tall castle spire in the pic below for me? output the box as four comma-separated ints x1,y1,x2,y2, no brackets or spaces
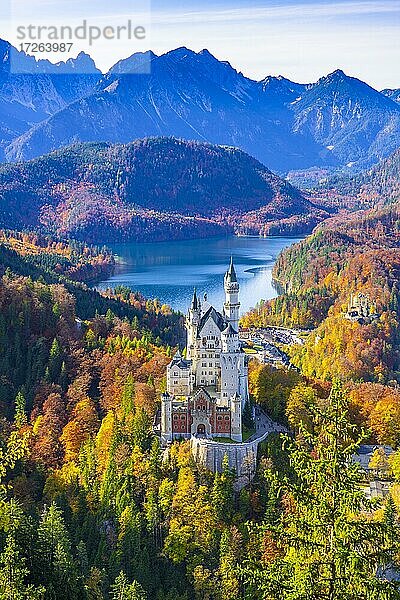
223,257,240,332
226,256,237,283
187,288,201,356
191,288,199,310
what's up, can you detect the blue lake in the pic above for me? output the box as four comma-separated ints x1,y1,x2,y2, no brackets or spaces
97,236,300,314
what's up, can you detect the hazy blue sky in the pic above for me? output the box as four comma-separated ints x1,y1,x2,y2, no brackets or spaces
4,0,400,88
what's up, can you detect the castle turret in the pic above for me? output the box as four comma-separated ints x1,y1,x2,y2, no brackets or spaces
220,322,241,408
161,393,173,442
221,323,240,353
187,289,201,357
230,392,242,442
189,288,201,320
224,258,240,332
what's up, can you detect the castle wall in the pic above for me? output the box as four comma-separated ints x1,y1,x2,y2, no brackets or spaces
172,411,189,435
194,318,222,387
167,364,192,396
220,353,240,401
190,434,269,488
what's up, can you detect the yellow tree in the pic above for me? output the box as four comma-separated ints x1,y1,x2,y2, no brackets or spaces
163,467,218,571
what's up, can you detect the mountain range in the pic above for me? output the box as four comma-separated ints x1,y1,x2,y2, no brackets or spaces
382,88,400,104
0,137,328,242
0,40,101,161
1,40,400,173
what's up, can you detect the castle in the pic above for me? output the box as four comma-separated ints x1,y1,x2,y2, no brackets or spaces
344,293,378,324
161,258,249,443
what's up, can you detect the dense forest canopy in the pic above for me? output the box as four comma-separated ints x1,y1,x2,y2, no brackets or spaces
1,260,400,598
240,171,400,498
242,206,400,381
316,147,400,209
1,139,400,597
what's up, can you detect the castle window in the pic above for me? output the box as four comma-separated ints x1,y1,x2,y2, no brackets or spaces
217,416,222,421
225,416,230,421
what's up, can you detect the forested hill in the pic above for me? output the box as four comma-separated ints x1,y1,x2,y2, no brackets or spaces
242,205,400,383
314,147,400,210
0,137,328,242
0,229,182,343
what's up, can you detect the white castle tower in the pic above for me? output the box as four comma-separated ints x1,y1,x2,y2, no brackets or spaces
223,257,240,332
161,258,249,443
187,289,201,353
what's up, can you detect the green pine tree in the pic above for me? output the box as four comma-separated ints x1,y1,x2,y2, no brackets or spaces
35,503,81,600
241,380,400,600
0,534,45,600
211,455,235,524
106,309,115,328
111,571,147,600
48,338,62,383
242,399,254,430
132,409,152,451
121,375,135,421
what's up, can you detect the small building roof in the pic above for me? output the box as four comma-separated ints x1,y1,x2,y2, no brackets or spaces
170,351,192,369
198,306,227,335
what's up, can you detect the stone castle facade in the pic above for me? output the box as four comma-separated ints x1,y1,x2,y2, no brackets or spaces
161,259,249,443
344,292,378,324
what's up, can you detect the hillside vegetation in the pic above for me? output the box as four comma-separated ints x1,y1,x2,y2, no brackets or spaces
0,229,115,283
1,237,400,599
242,206,400,383
0,138,327,242
309,147,400,210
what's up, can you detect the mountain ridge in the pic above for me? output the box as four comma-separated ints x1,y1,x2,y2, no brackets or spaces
1,39,400,172
0,39,101,160
382,88,400,104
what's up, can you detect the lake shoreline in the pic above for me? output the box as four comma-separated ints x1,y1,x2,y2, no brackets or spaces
96,235,303,314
